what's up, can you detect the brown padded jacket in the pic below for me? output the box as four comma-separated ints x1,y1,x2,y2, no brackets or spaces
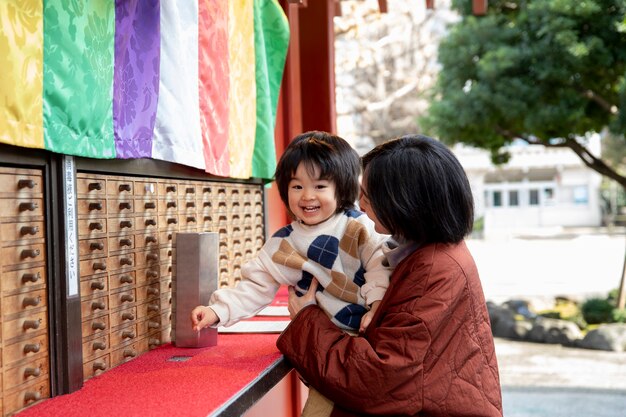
277,241,503,416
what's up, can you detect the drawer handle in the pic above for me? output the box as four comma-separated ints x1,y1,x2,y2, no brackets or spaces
119,184,131,192
186,216,196,223
120,274,133,284
146,270,158,279
23,296,41,307
22,272,41,283
91,281,105,290
24,367,41,378
93,361,107,371
88,182,102,191
148,320,160,329
166,186,176,193
92,341,106,351
90,242,104,251
89,222,103,231
91,301,106,311
167,218,177,224
148,303,160,312
123,349,137,358
149,338,161,347
19,202,38,212
24,343,41,353
144,201,156,209
167,233,173,240
146,253,158,262
203,187,211,193
21,249,40,259
92,322,106,331
119,202,132,210
203,201,211,207
145,219,157,226
93,262,107,271
88,202,103,211
147,287,159,296
18,179,36,189
122,312,135,321
204,215,211,221
122,330,135,339
20,225,40,236
166,201,177,208
121,294,134,303
167,250,172,257
120,257,133,266
120,220,132,229
23,320,41,330
145,235,157,244
186,201,195,208
186,187,195,194
24,391,42,404
119,238,132,247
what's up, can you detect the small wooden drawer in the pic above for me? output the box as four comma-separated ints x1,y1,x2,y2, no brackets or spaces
109,323,137,347
136,300,161,319
76,199,107,216
135,282,160,303
110,338,148,367
135,250,159,268
157,182,178,197
137,316,161,336
109,306,137,328
108,234,135,252
79,257,109,277
106,179,133,197
2,333,48,367
134,198,157,214
1,221,45,243
136,232,159,249
160,262,173,278
135,267,160,286
2,267,46,294
108,217,135,235
77,217,107,237
159,230,175,245
138,215,159,232
80,295,108,319
107,199,134,216
157,198,178,212
76,177,106,197
82,334,109,361
1,243,46,268
134,181,158,197
109,271,135,291
79,276,108,298
81,315,109,339
78,237,107,257
3,378,50,416
2,289,47,317
109,253,135,271
108,288,136,310
83,354,110,380
3,355,49,392
0,171,43,195
2,310,47,341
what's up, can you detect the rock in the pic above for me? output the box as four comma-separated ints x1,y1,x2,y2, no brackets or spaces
577,323,626,352
526,317,583,345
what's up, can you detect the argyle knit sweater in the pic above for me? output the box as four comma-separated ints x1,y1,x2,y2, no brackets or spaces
208,209,391,331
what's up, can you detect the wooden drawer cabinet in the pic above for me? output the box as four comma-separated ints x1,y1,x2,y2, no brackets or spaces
0,167,50,415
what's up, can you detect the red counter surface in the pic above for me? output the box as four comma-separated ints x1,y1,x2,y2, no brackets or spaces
15,334,296,417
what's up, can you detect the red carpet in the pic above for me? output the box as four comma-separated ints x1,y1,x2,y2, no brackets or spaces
16,287,291,417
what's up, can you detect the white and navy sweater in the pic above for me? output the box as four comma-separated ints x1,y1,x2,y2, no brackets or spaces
208,209,391,331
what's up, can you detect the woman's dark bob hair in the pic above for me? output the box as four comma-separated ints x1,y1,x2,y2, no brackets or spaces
361,134,474,243
274,131,360,214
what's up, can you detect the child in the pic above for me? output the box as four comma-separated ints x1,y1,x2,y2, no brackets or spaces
190,130,391,334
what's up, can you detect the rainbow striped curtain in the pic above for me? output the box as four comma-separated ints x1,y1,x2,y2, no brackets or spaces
0,0,289,180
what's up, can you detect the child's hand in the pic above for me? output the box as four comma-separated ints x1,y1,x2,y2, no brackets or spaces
190,305,219,332
287,278,319,319
359,300,381,333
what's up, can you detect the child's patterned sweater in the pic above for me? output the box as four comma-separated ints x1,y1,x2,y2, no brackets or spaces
208,209,391,331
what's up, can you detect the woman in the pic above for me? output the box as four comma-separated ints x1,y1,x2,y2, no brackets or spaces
277,135,503,417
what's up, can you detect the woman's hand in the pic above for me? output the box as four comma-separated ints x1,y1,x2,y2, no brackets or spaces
288,278,319,319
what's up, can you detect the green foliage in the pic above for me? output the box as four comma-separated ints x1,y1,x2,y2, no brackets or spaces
581,297,615,324
423,0,626,154
612,308,626,323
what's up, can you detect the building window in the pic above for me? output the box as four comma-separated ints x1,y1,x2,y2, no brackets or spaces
573,186,588,204
493,190,502,207
544,187,555,205
529,189,539,206
508,190,519,207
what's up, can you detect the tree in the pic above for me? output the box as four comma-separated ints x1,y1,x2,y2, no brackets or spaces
422,0,626,308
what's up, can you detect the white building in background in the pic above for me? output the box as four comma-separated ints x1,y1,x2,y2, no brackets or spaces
453,133,604,238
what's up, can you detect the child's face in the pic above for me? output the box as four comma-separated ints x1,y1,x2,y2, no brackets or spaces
288,162,337,226
359,173,389,235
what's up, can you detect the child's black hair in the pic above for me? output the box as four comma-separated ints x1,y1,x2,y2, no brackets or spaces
361,134,474,243
274,131,360,214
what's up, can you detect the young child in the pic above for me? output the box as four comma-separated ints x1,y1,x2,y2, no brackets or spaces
190,131,391,334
